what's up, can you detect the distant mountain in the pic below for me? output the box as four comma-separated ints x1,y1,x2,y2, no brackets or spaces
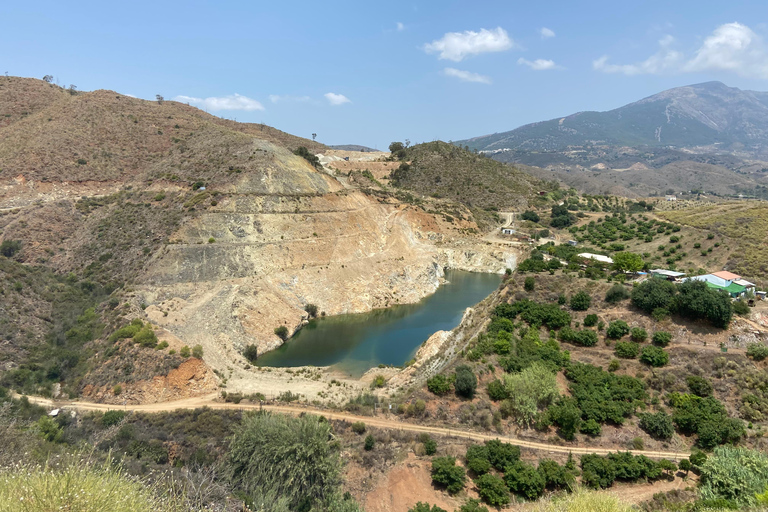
459,82,768,155
328,144,378,152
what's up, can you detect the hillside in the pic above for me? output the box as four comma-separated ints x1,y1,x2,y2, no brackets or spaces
459,81,768,154
0,77,528,403
389,141,543,226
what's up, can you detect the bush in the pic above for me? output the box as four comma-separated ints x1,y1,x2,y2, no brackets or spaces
423,437,437,455
426,374,451,395
652,331,672,347
521,210,540,223
465,444,491,475
733,300,750,316
699,446,768,507
476,473,510,506
133,326,158,348
640,346,668,367
243,344,259,364
630,327,647,343
502,362,559,427
583,314,598,327
408,504,447,512
524,276,535,292
608,359,620,372
747,343,768,361
456,499,488,512
351,421,366,434
631,279,677,313
364,434,375,451
605,284,631,303
431,457,465,495
486,379,508,401
639,411,674,440
580,419,602,437
0,240,21,258
686,375,713,397
228,412,348,510
101,410,126,427
454,365,477,399
614,341,639,359
606,320,630,339
548,398,582,441
274,326,289,341
179,346,190,358
191,344,203,358
485,440,520,471
569,291,592,311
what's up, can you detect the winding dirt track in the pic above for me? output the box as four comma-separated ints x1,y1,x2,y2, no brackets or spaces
26,393,690,461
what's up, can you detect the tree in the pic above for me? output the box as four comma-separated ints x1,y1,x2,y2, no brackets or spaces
430,457,465,494
465,444,491,475
293,146,322,170
640,346,668,367
503,460,545,500
631,279,677,313
687,375,713,397
502,362,559,427
304,304,319,318
192,344,204,359
583,314,598,327
639,411,674,440
747,343,768,361
485,440,521,470
312,133,317,141
68,84,77,95
475,473,510,507
675,280,733,328
630,327,647,343
606,320,630,339
42,75,53,83
0,240,21,258
614,341,639,359
550,204,575,228
456,499,488,512
612,252,644,273
486,379,509,401
569,291,592,311
364,434,375,451
243,345,259,364
155,94,164,104
408,504,447,512
180,345,191,358
454,365,477,399
679,458,692,475
388,141,406,160
228,413,342,510
423,437,437,455
549,397,582,441
520,210,540,223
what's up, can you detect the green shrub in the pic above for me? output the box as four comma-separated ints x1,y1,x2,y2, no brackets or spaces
699,446,768,507
101,410,126,427
502,363,559,427
747,343,768,361
606,320,630,339
583,314,598,327
640,346,668,367
274,326,289,341
427,374,451,395
652,331,672,347
408,503,447,512
605,284,631,303
631,279,677,313
0,240,21,258
639,411,674,440
580,419,602,437
430,457,465,494
486,379,509,401
485,440,520,471
614,341,639,359
228,412,342,510
364,434,375,451
423,437,437,455
133,326,158,348
548,398,582,441
454,365,477,399
179,346,190,358
521,210,540,223
191,344,203,359
476,473,510,506
570,291,592,311
524,276,535,292
456,499,488,512
351,421,366,434
243,344,259,364
108,322,142,343
293,146,322,169
686,375,713,397
465,444,491,475
608,359,620,372
630,327,647,343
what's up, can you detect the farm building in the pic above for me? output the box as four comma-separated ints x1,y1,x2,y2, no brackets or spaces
577,253,613,265
651,269,686,281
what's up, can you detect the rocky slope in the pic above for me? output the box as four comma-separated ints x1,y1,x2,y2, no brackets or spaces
0,77,527,396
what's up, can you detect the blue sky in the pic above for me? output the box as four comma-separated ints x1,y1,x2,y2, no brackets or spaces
3,1,768,148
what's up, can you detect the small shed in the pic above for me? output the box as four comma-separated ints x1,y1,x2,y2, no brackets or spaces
567,240,578,246
501,228,515,235
651,269,686,281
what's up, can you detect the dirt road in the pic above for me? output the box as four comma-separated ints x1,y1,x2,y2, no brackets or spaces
26,394,690,461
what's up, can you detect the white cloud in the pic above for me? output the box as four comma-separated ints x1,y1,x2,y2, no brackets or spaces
540,27,556,39
269,94,311,104
324,92,351,106
517,57,559,70
424,27,515,61
593,35,683,75
173,93,264,111
594,23,768,79
396,22,405,31
684,22,768,78
443,67,492,84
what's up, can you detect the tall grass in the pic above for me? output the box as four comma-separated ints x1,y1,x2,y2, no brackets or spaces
528,488,632,512
0,454,183,512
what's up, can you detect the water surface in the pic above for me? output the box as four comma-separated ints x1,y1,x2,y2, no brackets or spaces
257,270,500,376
